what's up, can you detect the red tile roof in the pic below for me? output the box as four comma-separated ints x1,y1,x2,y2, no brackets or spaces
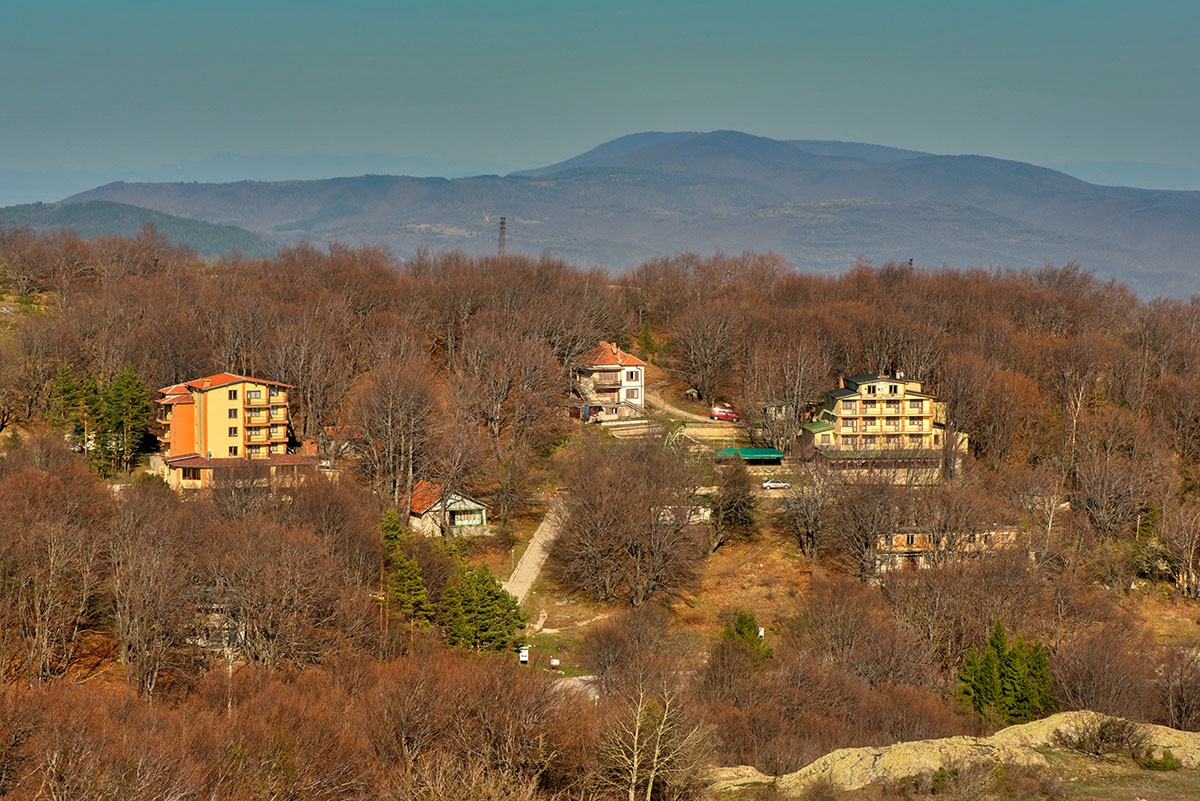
409,479,445,515
158,373,293,395
155,394,194,406
165,453,316,469
577,342,646,368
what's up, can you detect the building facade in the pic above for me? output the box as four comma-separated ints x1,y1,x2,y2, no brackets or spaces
802,373,947,451
875,527,1026,572
154,372,314,490
572,342,646,421
799,373,968,482
408,479,490,537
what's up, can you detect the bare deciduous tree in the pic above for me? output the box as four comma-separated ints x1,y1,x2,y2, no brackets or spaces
1162,502,1200,597
672,304,740,403
350,360,438,510
551,439,702,606
825,482,902,581
600,668,711,801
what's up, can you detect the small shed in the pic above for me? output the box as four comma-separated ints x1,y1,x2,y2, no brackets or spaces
715,447,785,466
409,479,489,537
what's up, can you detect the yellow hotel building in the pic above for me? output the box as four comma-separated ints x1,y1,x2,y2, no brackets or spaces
799,373,968,481
154,372,314,490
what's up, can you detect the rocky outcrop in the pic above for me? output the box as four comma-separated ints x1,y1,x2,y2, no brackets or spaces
710,711,1200,796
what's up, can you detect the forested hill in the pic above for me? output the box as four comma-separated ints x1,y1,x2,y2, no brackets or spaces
64,131,1200,296
0,200,275,258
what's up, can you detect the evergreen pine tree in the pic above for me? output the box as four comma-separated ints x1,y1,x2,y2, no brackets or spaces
81,376,106,469
722,610,773,662
105,367,151,474
388,547,433,624
999,638,1031,723
987,620,1008,657
1027,642,1057,717
957,621,1057,724
458,564,524,652
436,582,470,648
47,363,81,431
977,647,1001,712
636,320,656,358
381,509,406,552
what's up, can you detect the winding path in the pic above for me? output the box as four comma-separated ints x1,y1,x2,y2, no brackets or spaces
644,386,711,423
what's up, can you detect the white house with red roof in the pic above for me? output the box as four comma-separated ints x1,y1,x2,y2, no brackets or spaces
572,342,646,421
407,479,489,537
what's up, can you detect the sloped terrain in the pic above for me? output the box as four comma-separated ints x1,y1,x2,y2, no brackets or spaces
62,131,1200,295
711,711,1200,797
0,200,274,258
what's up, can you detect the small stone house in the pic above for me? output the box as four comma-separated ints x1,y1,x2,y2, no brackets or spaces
408,479,489,537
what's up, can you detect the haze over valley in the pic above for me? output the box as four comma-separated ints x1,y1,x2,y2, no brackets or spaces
10,130,1196,296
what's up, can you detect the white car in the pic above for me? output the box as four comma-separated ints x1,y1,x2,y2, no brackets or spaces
761,478,791,490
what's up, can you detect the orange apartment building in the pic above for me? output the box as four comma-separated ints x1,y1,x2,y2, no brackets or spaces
153,372,315,490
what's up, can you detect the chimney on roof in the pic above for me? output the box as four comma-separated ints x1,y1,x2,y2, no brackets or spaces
201,379,211,388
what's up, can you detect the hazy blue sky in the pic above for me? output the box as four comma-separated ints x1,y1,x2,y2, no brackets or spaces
3,0,1197,172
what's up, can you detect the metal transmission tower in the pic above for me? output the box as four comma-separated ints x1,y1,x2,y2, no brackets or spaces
497,217,506,255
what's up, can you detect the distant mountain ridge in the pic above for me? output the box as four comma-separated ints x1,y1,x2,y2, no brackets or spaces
0,201,274,258
62,131,1200,296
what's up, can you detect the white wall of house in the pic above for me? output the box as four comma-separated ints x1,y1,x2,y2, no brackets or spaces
619,366,643,407
409,495,490,537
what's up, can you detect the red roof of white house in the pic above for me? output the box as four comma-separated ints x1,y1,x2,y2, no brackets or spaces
409,479,445,515
158,373,293,394
409,479,487,515
578,342,646,368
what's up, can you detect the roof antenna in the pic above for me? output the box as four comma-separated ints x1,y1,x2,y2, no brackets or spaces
497,217,506,256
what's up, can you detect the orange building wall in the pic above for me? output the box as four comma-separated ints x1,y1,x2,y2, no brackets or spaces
170,403,196,456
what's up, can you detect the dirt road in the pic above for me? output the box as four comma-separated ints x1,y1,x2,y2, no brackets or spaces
645,387,711,422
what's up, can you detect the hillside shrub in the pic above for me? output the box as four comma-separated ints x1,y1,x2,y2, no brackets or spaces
1053,713,1148,757
1138,749,1182,771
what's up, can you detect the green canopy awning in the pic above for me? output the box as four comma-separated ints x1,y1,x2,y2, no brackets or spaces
716,447,786,460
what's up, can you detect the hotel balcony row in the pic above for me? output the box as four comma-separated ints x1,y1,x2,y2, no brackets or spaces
244,410,288,425
838,403,928,415
243,395,287,408
839,420,932,434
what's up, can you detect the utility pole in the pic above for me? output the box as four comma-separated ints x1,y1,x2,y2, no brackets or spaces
497,216,506,256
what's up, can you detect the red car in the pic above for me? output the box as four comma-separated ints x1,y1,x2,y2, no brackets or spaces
710,405,740,422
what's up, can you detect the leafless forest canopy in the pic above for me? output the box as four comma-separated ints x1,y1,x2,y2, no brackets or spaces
2,222,1200,799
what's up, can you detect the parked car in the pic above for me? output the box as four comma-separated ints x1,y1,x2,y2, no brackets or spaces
761,478,792,490
710,405,741,422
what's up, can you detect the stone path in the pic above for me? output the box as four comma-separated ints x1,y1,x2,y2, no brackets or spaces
502,497,564,604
